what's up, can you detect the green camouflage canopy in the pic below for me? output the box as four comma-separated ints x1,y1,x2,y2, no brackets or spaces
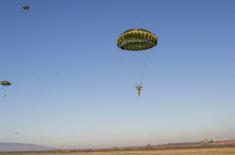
117,28,158,51
0,81,11,86
22,5,30,10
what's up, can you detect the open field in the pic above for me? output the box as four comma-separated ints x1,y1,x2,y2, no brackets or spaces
1,147,235,155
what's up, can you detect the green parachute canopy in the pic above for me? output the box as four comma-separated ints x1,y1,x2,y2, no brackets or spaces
1,81,11,86
117,28,158,51
22,5,30,10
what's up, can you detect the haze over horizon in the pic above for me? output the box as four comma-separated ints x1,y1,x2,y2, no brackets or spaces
1,0,235,149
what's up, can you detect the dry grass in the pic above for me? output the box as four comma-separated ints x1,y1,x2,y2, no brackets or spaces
1,147,235,155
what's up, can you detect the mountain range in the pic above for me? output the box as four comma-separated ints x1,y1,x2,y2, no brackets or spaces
0,142,50,152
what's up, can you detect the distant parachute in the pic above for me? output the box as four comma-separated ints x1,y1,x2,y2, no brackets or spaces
1,81,11,98
22,5,30,10
117,28,158,97
1,81,11,86
21,0,30,11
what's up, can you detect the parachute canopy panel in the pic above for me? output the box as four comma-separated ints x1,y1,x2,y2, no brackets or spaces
117,28,158,51
1,81,11,86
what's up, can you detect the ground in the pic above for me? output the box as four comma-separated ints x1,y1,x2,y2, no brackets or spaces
1,147,235,155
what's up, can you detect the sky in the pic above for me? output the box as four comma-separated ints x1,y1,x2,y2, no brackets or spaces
0,0,235,149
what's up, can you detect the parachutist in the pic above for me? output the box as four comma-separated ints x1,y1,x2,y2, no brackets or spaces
117,28,158,97
1,81,11,98
136,83,142,97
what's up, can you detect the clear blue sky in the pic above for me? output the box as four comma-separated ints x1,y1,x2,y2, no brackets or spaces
1,0,235,149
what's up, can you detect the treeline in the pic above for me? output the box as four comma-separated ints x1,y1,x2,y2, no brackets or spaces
2,140,235,154
50,140,235,153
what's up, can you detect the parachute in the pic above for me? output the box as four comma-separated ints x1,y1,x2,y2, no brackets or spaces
21,0,30,11
0,81,11,98
117,28,157,51
1,81,11,86
22,5,30,10
117,28,158,97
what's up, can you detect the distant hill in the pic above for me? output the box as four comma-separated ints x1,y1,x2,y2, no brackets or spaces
0,143,50,152
1,139,235,153
74,139,235,152
213,140,235,145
